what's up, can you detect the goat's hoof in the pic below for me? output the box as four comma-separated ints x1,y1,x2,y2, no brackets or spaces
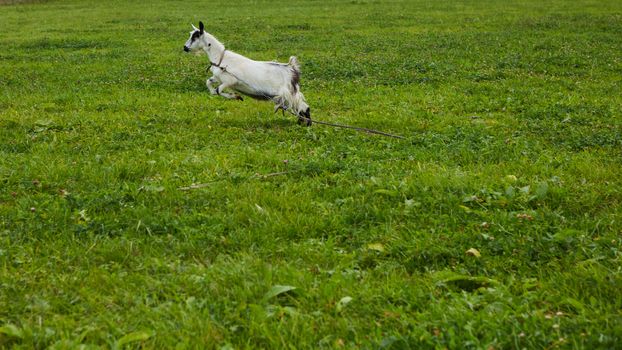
236,95,243,101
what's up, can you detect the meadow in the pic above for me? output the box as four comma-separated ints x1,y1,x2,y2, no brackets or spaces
1,0,621,348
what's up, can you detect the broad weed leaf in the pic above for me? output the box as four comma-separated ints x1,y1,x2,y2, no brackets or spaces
116,330,154,347
465,248,481,257
264,285,297,300
0,324,23,339
336,296,353,312
367,243,385,252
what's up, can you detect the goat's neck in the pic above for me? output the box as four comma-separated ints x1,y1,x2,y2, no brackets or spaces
202,36,226,64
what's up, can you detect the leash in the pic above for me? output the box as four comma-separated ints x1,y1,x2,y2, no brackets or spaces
206,49,227,71
204,49,406,140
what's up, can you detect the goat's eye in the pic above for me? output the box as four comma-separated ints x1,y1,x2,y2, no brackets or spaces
208,43,211,47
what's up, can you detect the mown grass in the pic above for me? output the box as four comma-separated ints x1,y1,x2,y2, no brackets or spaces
1,0,621,348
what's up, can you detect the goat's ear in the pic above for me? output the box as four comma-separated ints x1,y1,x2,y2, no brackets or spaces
199,21,204,33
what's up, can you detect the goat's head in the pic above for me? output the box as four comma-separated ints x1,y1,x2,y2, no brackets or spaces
183,21,207,53
295,100,311,126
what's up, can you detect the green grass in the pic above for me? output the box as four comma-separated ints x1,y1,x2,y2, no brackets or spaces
1,0,621,348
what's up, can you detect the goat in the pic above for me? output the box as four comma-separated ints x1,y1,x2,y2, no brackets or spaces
183,21,312,126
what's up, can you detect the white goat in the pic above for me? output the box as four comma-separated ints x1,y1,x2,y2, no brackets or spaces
183,21,312,125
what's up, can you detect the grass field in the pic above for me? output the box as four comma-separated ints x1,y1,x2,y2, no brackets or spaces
1,0,621,348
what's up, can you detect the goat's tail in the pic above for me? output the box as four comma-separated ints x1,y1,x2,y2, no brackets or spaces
288,56,300,73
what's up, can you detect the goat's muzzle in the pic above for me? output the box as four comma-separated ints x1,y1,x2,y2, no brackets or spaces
298,107,312,126
183,46,190,52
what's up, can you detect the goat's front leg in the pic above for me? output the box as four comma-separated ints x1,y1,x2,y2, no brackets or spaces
206,76,219,95
215,82,243,101
273,97,287,116
273,104,287,116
